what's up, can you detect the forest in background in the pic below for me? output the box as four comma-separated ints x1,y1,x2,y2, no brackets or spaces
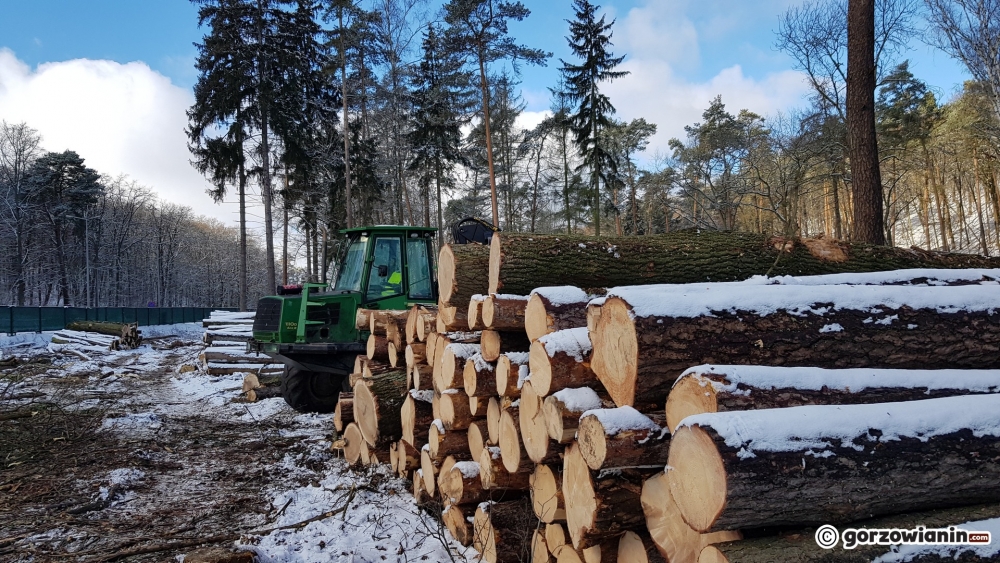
2,0,999,308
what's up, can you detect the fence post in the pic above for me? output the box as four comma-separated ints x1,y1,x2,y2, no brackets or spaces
37,307,42,333
8,306,13,336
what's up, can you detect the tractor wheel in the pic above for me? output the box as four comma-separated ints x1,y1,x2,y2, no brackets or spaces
280,366,346,413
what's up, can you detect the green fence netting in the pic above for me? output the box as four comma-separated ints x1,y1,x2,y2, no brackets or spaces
3,307,237,335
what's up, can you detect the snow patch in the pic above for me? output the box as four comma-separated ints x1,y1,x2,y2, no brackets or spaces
871,517,1000,562
581,406,661,436
538,327,591,361
819,323,843,333
531,286,588,306
552,387,603,412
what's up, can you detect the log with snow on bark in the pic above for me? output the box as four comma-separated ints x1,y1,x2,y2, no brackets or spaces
481,329,531,362
577,406,669,471
435,342,480,392
697,505,1000,563
590,282,1000,408
479,445,531,491
427,418,469,461
525,286,592,342
439,388,476,431
742,267,1000,288
401,390,434,446
442,503,475,547
641,470,741,563
496,352,531,399
205,363,281,376
440,460,490,506
543,387,607,444
669,393,1000,533
563,442,650,549
199,347,268,368
463,353,497,397
529,327,598,397
666,364,1000,432
473,498,536,563
487,230,1000,297
468,294,486,331
482,294,529,330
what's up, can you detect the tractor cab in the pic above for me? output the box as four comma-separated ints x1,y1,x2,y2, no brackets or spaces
249,225,438,412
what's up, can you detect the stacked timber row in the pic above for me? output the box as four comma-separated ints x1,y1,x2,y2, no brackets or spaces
333,233,1000,563
198,310,281,378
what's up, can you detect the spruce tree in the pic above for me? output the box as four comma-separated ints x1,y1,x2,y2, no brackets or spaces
560,0,627,236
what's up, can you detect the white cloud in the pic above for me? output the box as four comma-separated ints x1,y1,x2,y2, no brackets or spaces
0,49,239,225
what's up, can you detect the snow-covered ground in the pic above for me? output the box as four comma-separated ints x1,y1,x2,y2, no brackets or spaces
0,323,475,562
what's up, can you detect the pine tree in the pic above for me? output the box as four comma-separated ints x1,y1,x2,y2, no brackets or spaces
560,0,628,236
443,0,549,228
408,25,474,241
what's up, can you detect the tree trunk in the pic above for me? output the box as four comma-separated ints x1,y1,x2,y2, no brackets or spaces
847,0,883,244
577,407,668,471
698,503,1000,563
591,284,1000,407
438,243,491,307
668,394,1000,533
666,364,1000,432
488,231,1000,297
529,328,598,397
525,287,590,342
563,443,649,549
495,352,530,399
483,294,529,330
477,56,500,229
352,370,407,446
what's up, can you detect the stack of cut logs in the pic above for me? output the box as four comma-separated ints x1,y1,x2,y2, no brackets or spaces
332,230,1000,563
59,321,143,350
199,311,280,380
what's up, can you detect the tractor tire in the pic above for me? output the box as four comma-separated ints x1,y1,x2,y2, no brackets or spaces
281,366,346,413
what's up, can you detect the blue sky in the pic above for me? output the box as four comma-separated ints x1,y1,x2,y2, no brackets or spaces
0,0,973,224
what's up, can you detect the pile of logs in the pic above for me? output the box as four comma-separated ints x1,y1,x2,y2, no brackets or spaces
329,231,1000,563
60,321,143,350
199,311,279,379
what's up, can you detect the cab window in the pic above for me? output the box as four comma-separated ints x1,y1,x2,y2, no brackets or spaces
406,238,434,300
334,235,367,292
366,236,403,301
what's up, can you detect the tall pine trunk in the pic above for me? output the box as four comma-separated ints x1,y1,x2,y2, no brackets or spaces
478,55,500,228
846,0,884,244
238,158,248,311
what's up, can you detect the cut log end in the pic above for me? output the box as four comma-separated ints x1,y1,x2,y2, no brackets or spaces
524,293,549,342
668,425,727,534
531,464,565,523
697,546,727,563
665,375,718,433
576,415,609,471
590,298,638,407
642,471,699,563
499,408,525,474
438,244,457,305
563,443,597,550
343,422,367,466
443,504,474,546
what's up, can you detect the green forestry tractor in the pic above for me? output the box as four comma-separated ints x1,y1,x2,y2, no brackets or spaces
249,220,495,412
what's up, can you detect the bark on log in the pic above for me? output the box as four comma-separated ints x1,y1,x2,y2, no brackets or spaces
525,287,591,342
200,348,268,365
435,343,480,392
366,334,390,362
529,328,598,397
443,503,475,547
441,460,490,506
563,442,649,549
544,388,607,444
697,503,1000,563
641,471,741,563
591,284,1000,407
487,230,1000,297
666,364,1000,432
370,309,408,338
473,497,536,563
483,294,529,330
65,321,139,340
531,464,566,523
669,394,1000,533
463,353,498,397
468,419,490,458
438,243,490,307
343,422,368,466
356,309,374,331
496,352,531,399
439,388,476,431
468,295,486,331
334,392,354,433
481,329,531,362
520,381,561,465
428,419,470,461
401,391,434,446
618,532,667,563
479,446,532,491
353,369,407,446
577,407,669,471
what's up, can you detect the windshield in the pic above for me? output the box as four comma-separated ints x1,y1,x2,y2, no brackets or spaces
334,235,367,292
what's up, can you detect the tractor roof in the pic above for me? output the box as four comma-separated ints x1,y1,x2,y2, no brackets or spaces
339,225,437,236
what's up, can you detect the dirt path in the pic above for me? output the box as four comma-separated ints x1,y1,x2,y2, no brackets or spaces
0,330,468,563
